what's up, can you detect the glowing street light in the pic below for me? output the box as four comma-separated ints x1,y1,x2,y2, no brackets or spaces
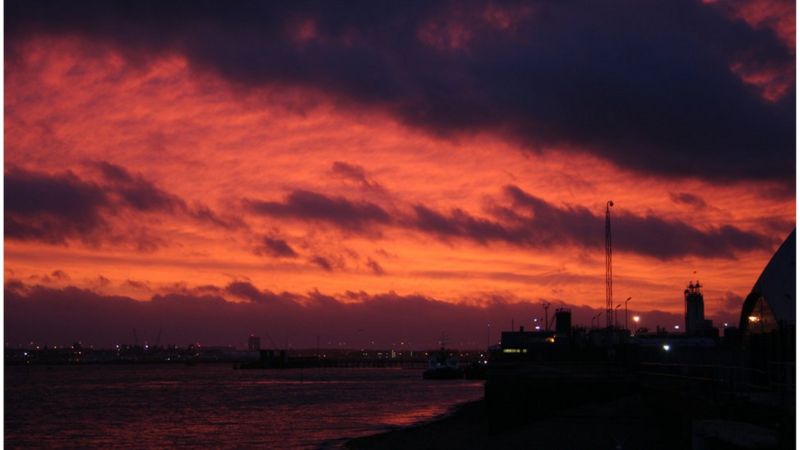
662,344,670,351
631,315,642,335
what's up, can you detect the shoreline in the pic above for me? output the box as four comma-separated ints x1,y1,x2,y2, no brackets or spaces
345,393,694,450
345,398,487,450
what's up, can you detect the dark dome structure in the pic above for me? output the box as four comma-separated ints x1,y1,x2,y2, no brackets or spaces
738,229,795,362
739,230,795,333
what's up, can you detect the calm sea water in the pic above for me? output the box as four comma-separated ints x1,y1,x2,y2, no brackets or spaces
5,364,483,449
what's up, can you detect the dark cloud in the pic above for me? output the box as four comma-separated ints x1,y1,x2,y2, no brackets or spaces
613,213,773,260
94,161,136,183
225,281,268,303
310,256,334,272
410,185,774,259
5,166,110,243
5,164,237,246
51,270,70,281
6,280,690,348
505,185,773,259
224,281,303,306
413,204,516,244
6,0,794,184
331,161,385,193
254,236,299,258
241,184,773,259
124,279,150,290
365,258,385,275
188,203,243,230
99,164,184,213
245,190,391,231
669,192,708,209
96,162,240,228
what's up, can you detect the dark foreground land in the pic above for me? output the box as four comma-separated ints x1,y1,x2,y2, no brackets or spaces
347,395,687,450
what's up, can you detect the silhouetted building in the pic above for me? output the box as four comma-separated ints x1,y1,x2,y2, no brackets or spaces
555,308,572,337
684,281,705,334
500,327,554,353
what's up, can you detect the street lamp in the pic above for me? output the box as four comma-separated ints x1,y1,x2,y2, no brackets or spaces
624,297,632,332
593,312,603,329
614,304,621,329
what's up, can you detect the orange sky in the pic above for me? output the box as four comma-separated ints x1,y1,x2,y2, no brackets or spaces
4,1,795,346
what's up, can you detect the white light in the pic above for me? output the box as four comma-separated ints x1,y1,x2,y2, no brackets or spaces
632,316,640,323
724,323,728,327
674,325,680,330
535,326,541,330
662,344,670,351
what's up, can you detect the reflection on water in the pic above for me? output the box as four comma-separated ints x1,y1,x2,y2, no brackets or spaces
6,365,483,449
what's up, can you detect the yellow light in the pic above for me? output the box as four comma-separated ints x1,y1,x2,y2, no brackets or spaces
748,315,760,323
632,316,640,323
502,348,521,353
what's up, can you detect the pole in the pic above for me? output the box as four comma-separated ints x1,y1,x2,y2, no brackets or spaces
542,302,551,331
605,201,614,328
625,297,632,333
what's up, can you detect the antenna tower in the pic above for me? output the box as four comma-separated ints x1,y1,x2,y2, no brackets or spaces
605,201,614,328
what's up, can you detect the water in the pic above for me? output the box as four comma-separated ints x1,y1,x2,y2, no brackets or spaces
5,364,484,449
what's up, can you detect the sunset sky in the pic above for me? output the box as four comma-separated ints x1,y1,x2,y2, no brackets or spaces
4,0,795,348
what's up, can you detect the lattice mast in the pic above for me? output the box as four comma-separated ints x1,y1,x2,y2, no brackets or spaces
605,201,614,328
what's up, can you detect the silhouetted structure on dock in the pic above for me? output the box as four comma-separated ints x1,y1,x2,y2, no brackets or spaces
486,228,796,449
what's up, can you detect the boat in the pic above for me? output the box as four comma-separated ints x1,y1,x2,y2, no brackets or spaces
422,340,464,380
